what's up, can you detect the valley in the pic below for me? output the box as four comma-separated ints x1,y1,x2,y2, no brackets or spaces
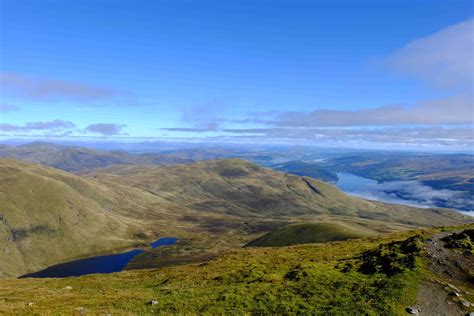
0,155,471,279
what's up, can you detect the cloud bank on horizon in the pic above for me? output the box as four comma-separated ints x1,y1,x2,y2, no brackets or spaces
0,2,472,150
162,18,474,149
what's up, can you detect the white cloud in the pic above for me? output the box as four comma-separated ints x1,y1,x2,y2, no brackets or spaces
0,120,75,132
386,19,474,90
85,123,127,136
0,72,128,102
272,94,473,127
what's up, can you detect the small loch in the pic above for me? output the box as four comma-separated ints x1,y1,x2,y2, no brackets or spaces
20,237,178,278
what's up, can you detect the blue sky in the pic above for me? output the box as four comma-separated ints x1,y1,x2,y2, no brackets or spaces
0,0,473,149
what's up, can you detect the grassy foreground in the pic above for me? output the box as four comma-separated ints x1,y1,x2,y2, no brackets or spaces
0,230,429,315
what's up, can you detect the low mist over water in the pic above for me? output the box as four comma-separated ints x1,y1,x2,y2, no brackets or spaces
335,173,473,215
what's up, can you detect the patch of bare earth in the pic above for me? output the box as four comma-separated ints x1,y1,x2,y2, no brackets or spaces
414,231,473,316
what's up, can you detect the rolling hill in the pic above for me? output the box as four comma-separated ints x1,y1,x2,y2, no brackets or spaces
245,223,367,247
83,159,469,226
0,158,471,278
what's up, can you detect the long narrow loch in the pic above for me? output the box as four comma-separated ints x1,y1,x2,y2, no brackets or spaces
20,237,178,278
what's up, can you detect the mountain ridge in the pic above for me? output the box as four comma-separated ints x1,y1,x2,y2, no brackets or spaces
0,142,192,172
0,157,471,277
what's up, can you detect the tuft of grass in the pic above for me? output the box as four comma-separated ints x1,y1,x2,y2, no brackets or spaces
340,235,423,276
440,229,473,254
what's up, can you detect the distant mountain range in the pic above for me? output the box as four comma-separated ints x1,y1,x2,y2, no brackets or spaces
0,142,193,172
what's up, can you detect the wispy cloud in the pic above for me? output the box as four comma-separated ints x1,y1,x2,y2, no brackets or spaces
270,95,473,127
162,121,220,133
221,126,474,145
173,98,235,131
0,103,19,112
0,72,128,102
386,18,474,90
0,120,75,132
161,19,474,148
85,123,126,136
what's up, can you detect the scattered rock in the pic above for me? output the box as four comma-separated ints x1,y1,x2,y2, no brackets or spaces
148,300,159,306
63,286,73,290
460,300,471,308
447,284,461,293
406,306,419,314
27,302,34,306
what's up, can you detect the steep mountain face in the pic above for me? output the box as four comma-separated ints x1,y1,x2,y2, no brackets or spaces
0,159,162,277
0,142,192,172
83,159,470,227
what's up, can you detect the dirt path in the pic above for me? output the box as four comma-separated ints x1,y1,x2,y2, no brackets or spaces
414,231,473,315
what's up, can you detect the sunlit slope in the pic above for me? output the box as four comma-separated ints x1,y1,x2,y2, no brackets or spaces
0,159,159,277
0,228,437,315
245,223,367,247
84,158,470,226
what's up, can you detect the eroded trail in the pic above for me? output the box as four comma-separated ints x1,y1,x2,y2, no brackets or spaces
415,230,473,315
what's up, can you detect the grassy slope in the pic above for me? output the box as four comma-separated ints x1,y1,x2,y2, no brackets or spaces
273,161,339,182
87,158,471,271
0,229,433,315
0,159,198,278
1,158,471,278
83,159,469,226
245,223,367,247
0,159,143,277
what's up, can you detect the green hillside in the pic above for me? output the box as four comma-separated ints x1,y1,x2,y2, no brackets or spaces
0,159,150,277
246,223,367,247
0,158,471,278
84,159,470,226
0,229,438,314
